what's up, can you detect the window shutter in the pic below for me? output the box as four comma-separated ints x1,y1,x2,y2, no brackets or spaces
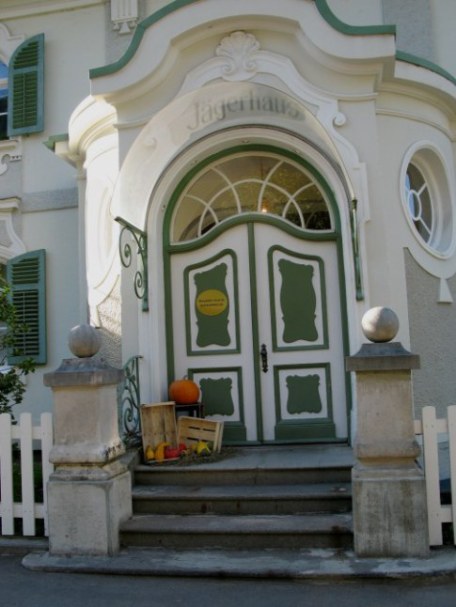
6,249,46,365
7,33,44,137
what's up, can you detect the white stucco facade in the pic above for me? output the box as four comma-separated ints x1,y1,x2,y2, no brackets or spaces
1,0,456,440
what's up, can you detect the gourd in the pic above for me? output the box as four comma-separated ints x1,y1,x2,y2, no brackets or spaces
169,377,200,405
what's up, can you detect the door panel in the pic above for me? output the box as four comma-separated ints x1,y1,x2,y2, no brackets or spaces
169,221,347,443
254,223,346,441
171,225,256,442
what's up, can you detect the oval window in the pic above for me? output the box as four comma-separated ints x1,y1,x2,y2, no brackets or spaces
402,148,453,256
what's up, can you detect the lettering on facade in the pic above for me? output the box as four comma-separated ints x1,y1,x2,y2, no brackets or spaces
187,91,304,131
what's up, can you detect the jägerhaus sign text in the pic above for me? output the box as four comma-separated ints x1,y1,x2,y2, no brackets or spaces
186,86,306,131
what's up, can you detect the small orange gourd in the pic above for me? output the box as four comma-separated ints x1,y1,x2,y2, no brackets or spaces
169,377,200,405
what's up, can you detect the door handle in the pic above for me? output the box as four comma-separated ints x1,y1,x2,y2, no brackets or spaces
260,343,268,373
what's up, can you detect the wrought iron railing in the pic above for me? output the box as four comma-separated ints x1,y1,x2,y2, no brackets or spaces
117,355,142,447
116,217,149,312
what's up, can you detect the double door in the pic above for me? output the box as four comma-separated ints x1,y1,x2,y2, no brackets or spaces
169,221,347,443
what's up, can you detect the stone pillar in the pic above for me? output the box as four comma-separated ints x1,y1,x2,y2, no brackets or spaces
44,325,132,556
346,307,429,558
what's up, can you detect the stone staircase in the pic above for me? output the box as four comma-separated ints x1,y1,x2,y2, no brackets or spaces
120,445,354,551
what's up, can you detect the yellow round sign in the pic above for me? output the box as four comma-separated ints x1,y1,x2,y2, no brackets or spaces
196,289,228,316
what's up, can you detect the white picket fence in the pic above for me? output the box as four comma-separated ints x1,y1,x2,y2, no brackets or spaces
414,405,456,546
0,412,53,537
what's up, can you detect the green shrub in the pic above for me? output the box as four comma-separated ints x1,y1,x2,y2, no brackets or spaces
0,278,35,417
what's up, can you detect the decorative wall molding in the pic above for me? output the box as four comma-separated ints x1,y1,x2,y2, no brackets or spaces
0,197,26,262
0,23,24,62
0,1,103,21
111,0,139,34
215,31,260,81
0,139,22,177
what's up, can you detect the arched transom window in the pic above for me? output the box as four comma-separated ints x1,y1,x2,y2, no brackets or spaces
171,152,333,243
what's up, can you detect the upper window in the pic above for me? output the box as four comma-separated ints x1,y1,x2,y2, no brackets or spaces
0,34,45,140
7,33,44,137
405,163,432,244
402,147,453,256
171,152,332,243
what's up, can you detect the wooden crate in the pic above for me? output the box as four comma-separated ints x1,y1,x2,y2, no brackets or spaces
177,416,224,453
140,402,177,452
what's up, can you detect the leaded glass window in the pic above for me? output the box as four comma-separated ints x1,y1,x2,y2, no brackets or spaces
172,153,332,242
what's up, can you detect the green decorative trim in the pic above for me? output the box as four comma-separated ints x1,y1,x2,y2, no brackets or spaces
89,0,456,100
91,0,397,81
268,245,329,351
164,143,352,443
183,249,240,356
43,133,68,152
189,366,247,443
350,199,363,300
317,1,456,87
248,222,264,443
90,0,199,79
314,0,395,37
274,362,336,441
164,143,342,251
116,217,149,311
275,419,336,441
395,50,456,87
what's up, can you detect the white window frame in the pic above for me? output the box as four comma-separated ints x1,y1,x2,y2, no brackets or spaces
401,144,454,259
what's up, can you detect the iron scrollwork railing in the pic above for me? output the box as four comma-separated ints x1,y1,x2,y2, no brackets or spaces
116,217,149,311
117,355,143,446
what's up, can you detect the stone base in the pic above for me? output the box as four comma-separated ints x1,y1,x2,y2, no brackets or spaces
352,463,429,558
48,464,132,557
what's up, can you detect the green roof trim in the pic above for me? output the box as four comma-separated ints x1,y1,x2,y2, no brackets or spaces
396,50,456,87
43,133,68,151
314,0,395,36
90,0,199,79
90,0,396,80
88,0,455,88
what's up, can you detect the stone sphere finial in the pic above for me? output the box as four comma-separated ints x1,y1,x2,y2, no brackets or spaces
68,324,101,358
361,306,399,343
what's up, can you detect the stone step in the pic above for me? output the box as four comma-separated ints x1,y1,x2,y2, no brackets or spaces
120,513,353,550
132,482,352,515
134,464,352,487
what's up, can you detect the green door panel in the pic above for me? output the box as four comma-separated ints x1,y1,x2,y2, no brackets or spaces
200,376,235,416
286,374,322,414
278,259,318,343
183,249,240,355
194,263,230,347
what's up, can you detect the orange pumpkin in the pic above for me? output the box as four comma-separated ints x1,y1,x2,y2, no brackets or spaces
169,377,200,405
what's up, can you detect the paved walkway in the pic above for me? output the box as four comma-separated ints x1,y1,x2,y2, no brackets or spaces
20,544,456,580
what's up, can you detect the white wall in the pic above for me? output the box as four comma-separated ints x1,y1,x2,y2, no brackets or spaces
326,0,383,25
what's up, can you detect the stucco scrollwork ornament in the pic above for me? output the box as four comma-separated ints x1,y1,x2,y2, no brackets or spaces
0,139,22,176
0,152,9,176
216,31,260,81
110,0,139,34
333,112,346,127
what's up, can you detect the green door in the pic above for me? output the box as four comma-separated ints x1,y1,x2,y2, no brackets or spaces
165,146,349,444
168,220,347,443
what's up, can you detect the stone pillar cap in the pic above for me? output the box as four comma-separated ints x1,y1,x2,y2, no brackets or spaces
44,357,124,387
346,342,420,372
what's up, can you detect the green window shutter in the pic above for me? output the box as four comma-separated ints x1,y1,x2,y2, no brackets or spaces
6,250,46,365
7,33,44,137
